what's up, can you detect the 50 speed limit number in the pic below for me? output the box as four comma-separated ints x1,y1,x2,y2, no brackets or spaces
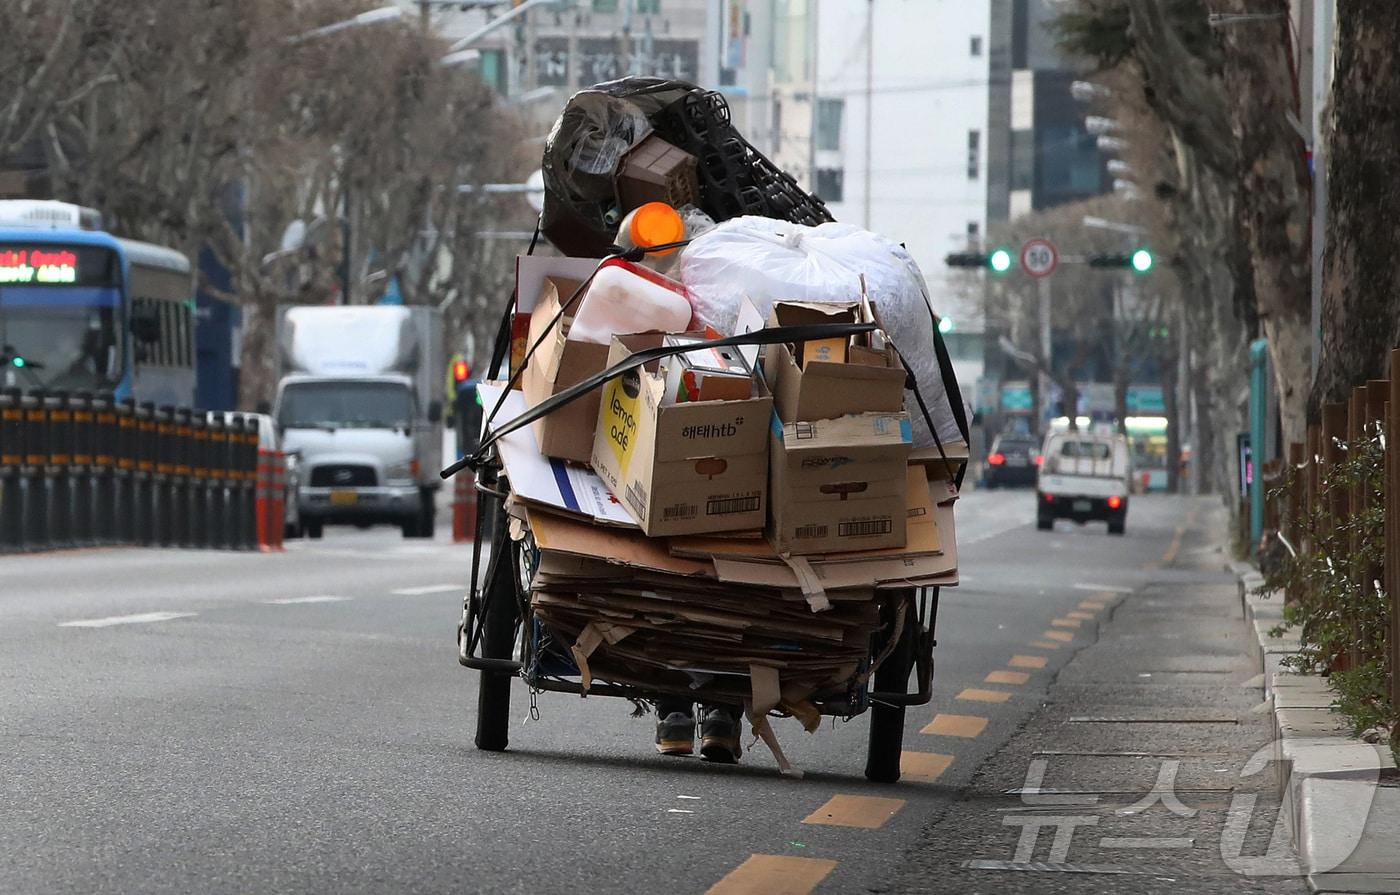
1020,239,1058,279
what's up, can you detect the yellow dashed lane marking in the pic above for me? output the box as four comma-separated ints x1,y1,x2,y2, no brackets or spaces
1031,640,1062,650
1010,654,1048,669
957,687,1012,703
1079,600,1107,610
706,855,838,895
1067,610,1095,620
900,751,954,781
921,713,987,738
985,670,1030,685
1042,629,1074,642
1051,617,1082,628
802,794,906,829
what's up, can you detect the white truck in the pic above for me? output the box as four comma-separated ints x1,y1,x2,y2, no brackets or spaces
273,306,444,539
1035,429,1132,535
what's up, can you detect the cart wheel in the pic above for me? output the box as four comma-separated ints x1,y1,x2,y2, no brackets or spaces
865,602,917,784
475,539,519,752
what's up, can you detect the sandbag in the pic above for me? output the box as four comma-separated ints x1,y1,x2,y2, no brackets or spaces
677,216,964,449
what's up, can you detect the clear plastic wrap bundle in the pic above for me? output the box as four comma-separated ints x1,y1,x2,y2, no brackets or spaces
677,216,964,449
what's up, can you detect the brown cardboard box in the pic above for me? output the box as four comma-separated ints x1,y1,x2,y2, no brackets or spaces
520,276,612,463
761,300,906,423
591,333,772,537
769,411,912,555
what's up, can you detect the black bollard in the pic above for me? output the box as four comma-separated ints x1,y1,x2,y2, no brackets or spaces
171,406,191,547
188,409,208,549
236,414,259,550
93,393,118,545
116,398,138,545
0,388,21,554
207,413,228,550
135,401,156,546
69,391,95,547
21,390,46,551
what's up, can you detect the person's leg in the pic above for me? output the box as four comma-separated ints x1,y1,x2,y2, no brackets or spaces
654,697,695,756
698,703,742,763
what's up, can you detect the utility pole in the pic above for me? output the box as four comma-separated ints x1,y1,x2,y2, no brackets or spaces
1037,276,1051,435
863,0,874,229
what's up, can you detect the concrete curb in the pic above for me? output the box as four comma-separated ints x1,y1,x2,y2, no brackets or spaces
1231,560,1400,894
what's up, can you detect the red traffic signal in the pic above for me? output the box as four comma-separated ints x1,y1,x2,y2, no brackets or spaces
452,359,471,383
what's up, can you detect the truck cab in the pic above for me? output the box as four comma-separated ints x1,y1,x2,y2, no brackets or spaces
1035,430,1132,535
273,306,444,539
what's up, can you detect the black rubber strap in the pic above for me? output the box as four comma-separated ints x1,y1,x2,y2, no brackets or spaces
440,322,875,479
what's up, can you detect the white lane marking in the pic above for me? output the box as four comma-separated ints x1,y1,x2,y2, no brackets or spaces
1073,583,1134,594
60,611,196,628
667,809,694,814
391,584,463,596
676,795,701,800
264,596,351,605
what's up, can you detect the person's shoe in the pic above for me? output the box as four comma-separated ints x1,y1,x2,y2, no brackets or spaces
655,711,695,756
699,705,742,764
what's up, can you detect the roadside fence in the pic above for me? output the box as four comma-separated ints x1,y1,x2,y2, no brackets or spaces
0,387,284,554
1260,348,1400,742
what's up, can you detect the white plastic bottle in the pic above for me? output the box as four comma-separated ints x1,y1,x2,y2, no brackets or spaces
569,259,694,344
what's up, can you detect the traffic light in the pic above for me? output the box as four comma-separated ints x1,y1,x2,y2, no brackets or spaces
1087,248,1154,272
452,358,470,384
945,247,1013,273
10,356,24,368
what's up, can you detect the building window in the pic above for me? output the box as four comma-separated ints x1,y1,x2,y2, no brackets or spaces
967,129,980,180
593,0,618,11
815,168,844,203
967,221,980,237
637,0,661,12
970,35,982,57
815,98,843,152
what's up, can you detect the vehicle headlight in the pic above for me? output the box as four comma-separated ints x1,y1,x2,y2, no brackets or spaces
385,461,415,481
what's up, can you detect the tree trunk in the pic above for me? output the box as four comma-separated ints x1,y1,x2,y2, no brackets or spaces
1208,0,1313,448
1311,4,1400,410
238,299,277,412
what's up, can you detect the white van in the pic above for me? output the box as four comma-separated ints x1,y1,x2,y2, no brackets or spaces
1036,431,1132,535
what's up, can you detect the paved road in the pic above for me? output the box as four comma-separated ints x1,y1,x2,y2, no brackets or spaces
0,489,1297,893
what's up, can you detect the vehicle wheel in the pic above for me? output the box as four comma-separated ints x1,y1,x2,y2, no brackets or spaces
1108,519,1126,536
401,517,418,538
1036,512,1053,531
284,521,302,540
476,535,519,752
305,519,323,539
865,595,917,783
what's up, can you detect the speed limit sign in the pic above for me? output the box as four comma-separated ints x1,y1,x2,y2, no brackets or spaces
1020,238,1059,278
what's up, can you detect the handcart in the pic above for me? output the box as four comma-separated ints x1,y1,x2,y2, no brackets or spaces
455,454,942,783
446,321,962,782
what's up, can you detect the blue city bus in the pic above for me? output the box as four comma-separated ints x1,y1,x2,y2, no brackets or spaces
0,201,196,406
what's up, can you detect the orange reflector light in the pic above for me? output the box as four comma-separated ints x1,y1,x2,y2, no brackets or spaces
1034,454,1043,466
1107,495,1122,510
627,202,685,256
988,452,1005,465
1043,493,1054,502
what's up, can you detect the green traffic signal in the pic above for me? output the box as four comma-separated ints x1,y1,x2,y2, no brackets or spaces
1131,248,1153,273
989,248,1013,273
938,317,954,334
10,356,24,368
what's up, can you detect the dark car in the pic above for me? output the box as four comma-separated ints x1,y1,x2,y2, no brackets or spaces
983,435,1041,488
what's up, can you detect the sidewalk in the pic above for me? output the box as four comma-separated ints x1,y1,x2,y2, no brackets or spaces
1233,564,1400,895
888,501,1309,894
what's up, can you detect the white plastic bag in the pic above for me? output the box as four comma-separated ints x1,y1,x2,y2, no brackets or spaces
677,216,963,449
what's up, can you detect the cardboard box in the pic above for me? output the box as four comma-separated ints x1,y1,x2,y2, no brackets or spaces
761,300,906,423
661,334,755,403
769,411,912,555
592,334,773,537
520,276,612,463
